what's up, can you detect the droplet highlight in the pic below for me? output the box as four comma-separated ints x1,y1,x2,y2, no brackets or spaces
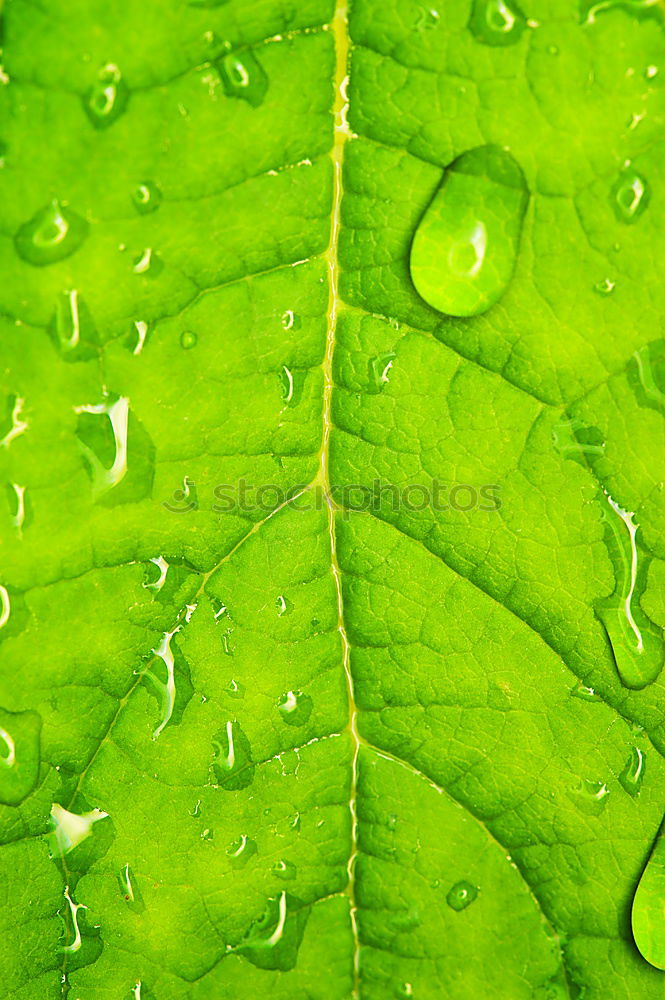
410,145,528,317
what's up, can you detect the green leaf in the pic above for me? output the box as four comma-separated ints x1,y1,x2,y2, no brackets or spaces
1,1,664,998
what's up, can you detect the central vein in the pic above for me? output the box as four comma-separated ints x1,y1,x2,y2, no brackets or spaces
317,3,360,994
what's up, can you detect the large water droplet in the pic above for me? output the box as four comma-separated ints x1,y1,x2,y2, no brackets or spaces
277,690,313,728
446,880,478,911
619,745,646,797
83,63,129,128
215,52,268,107
612,167,649,224
226,834,257,868
632,820,665,969
212,720,255,790
237,892,310,971
14,200,88,267
596,493,664,689
132,181,162,215
409,145,528,317
0,708,41,805
469,0,527,46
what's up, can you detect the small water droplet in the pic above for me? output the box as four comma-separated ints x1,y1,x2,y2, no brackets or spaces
276,595,293,616
278,366,305,407
212,720,255,790
569,777,610,815
395,984,414,999
273,859,297,881
277,690,313,728
226,834,257,868
132,247,163,278
632,818,665,969
201,827,214,841
446,880,478,911
215,51,269,107
619,745,646,797
368,353,396,393
83,63,129,128
180,330,198,350
225,678,245,699
570,681,601,701
469,0,527,46
410,145,528,317
132,181,162,215
14,200,88,267
594,277,616,296
117,863,145,913
612,168,649,224
281,309,302,331
416,6,440,30
646,65,659,80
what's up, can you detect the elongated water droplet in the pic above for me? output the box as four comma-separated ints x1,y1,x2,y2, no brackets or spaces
84,63,129,128
632,342,665,415
132,181,162,215
213,720,255,790
14,200,88,267
368,353,396,393
133,247,163,278
276,595,293,617
410,145,528,317
469,0,527,45
237,892,310,971
215,52,268,107
277,690,313,728
0,707,41,806
633,820,665,969
446,880,478,911
596,493,664,689
117,863,145,913
619,746,646,797
75,395,129,495
278,366,305,407
227,834,257,868
49,290,99,360
612,167,649,224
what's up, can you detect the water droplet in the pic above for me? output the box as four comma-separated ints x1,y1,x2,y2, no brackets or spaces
237,892,310,971
569,777,611,815
277,690,313,728
132,247,163,277
50,803,108,856
215,51,269,107
276,595,293,616
14,200,88,267
278,366,305,407
143,629,194,739
570,681,601,701
273,859,297,881
83,63,129,128
225,678,245,699
132,181,162,215
416,6,440,30
0,707,41,806
212,720,255,790
646,65,659,80
180,330,198,350
469,0,527,46
594,277,616,296
117,863,145,913
612,168,649,224
368,353,396,393
395,984,414,999
446,880,478,911
226,834,257,868
410,145,528,317
596,493,664,689
632,819,665,969
632,342,665,415
552,417,605,461
281,310,302,331
49,290,99,360
201,827,214,841
619,745,646,797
